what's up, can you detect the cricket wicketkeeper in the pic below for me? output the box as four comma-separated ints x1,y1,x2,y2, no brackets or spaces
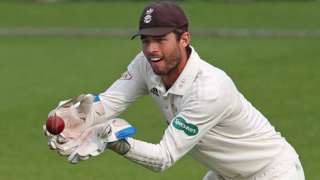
43,1,305,180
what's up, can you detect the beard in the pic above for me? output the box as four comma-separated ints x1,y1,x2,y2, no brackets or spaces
150,46,182,76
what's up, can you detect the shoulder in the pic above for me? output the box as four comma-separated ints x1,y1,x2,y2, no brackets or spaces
196,60,237,101
127,51,153,77
182,59,238,112
128,51,148,69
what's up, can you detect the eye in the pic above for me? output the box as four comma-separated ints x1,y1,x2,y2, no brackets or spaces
141,39,151,46
141,39,150,45
156,37,166,43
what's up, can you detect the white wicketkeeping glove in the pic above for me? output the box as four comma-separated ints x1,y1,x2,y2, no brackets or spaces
43,94,106,155
67,118,136,164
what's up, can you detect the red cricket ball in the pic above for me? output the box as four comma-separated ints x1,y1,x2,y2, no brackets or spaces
46,116,65,135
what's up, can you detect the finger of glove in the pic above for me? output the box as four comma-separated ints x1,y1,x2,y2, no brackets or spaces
47,134,68,146
99,124,111,138
57,126,94,151
68,154,89,164
79,155,90,161
62,95,97,129
47,108,58,117
43,125,51,137
55,138,81,154
66,123,107,161
56,138,81,156
97,143,107,153
48,99,72,118
78,94,94,114
48,135,67,151
47,134,73,155
57,146,77,156
56,134,67,144
68,146,90,164
43,124,60,139
89,150,101,157
53,105,87,138
85,135,107,155
79,144,105,157
60,95,85,108
74,139,99,157
70,129,105,157
68,153,80,164
48,140,57,150
68,148,99,164
94,123,109,149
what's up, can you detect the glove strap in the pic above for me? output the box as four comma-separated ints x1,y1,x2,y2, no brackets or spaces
116,127,136,140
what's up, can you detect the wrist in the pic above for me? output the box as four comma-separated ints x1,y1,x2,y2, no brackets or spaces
108,139,131,155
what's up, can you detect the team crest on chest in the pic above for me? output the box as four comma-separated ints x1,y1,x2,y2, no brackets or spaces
120,71,133,80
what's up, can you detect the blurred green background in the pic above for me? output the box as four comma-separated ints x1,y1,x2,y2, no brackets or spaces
0,1,319,180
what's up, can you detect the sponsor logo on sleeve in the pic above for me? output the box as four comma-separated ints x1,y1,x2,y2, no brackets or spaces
172,116,198,136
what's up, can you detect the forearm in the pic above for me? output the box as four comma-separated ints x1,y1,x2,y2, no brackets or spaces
98,78,148,122
109,138,174,172
98,93,130,121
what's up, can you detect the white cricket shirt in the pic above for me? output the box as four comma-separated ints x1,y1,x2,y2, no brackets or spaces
99,47,290,178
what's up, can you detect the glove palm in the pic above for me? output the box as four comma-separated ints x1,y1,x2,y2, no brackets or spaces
44,94,105,155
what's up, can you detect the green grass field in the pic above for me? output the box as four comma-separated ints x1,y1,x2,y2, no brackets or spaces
0,1,319,180
0,1,320,29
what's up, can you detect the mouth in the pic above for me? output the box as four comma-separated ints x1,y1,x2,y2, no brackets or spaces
149,57,163,62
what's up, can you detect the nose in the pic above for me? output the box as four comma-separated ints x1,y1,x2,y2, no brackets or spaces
144,40,160,55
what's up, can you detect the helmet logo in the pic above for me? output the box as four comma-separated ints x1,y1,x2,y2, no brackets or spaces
144,8,154,24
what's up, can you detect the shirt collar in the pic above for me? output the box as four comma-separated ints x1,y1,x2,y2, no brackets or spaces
148,46,201,97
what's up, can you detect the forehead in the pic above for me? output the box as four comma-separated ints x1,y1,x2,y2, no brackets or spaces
140,32,175,40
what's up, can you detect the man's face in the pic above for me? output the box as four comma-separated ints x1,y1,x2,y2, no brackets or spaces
141,32,184,76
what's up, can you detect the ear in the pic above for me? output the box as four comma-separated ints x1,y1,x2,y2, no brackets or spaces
180,32,191,48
